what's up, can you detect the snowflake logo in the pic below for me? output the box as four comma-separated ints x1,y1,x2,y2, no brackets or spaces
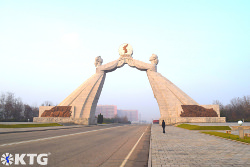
1,153,14,166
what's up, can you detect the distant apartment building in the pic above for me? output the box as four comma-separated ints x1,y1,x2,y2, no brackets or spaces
95,105,117,119
117,109,138,122
95,105,138,121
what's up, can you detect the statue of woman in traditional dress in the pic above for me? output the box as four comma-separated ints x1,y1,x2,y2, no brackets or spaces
126,54,198,120
58,56,122,124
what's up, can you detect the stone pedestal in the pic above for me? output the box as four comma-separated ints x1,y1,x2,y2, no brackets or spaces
159,117,226,125
33,117,97,125
238,127,244,139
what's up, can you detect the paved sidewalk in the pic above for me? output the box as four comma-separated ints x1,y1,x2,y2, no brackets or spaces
150,124,250,167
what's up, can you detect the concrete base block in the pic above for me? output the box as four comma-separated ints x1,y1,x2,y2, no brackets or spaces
39,106,54,117
33,117,97,125
159,117,226,125
238,127,244,139
244,133,250,137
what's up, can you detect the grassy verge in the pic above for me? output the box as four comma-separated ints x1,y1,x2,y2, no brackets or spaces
0,123,63,128
177,124,231,130
202,131,250,144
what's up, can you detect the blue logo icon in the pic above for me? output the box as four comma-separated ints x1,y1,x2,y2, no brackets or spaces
1,153,14,166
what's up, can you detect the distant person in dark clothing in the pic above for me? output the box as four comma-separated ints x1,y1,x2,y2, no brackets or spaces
162,120,166,133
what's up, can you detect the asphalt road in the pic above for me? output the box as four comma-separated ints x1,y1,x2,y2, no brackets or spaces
0,124,150,167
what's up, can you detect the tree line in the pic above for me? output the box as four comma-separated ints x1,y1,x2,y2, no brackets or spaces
214,95,250,122
0,92,39,122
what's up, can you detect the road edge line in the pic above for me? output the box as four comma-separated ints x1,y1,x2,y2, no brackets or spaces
120,126,148,167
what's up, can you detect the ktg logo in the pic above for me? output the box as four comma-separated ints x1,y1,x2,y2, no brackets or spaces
1,153,50,166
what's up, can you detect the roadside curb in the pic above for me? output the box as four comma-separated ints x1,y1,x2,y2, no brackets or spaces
148,124,152,167
0,126,84,134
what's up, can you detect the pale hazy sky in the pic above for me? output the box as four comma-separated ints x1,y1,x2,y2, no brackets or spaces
0,0,249,121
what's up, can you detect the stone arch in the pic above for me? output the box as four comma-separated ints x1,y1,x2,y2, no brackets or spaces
36,44,225,125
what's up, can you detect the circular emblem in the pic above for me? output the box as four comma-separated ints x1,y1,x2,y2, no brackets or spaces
118,43,133,57
1,153,14,166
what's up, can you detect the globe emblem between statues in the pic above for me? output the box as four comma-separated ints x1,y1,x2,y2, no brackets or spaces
118,43,133,57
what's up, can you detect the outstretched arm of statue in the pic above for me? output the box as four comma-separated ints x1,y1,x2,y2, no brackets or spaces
99,59,120,73
126,58,151,71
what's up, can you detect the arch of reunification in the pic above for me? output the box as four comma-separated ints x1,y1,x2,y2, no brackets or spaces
34,44,225,125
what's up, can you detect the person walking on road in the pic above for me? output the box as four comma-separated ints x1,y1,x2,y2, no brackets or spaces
162,120,166,133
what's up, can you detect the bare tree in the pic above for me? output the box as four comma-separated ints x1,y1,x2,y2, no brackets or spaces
0,93,5,120
0,92,42,121
213,100,224,110
12,97,24,120
24,104,33,120
41,101,54,106
214,95,250,121
4,92,15,119
121,116,128,123
32,106,39,117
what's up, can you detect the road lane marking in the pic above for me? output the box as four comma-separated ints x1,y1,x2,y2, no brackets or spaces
0,125,127,147
120,126,148,167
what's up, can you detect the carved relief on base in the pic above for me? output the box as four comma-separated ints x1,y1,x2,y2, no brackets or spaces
41,106,72,117
180,105,218,117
